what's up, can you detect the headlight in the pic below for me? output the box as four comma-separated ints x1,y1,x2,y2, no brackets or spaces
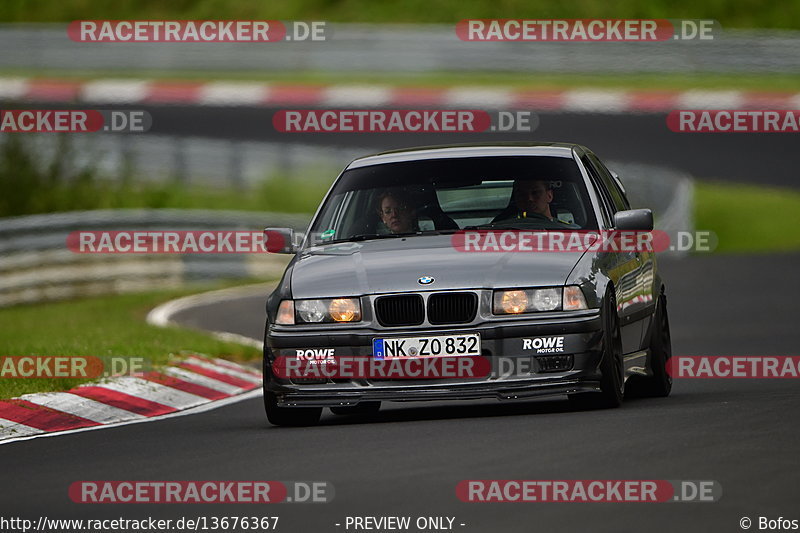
530,288,560,311
497,290,529,314
329,298,360,322
563,286,588,310
296,300,328,323
292,298,362,324
276,300,295,324
493,286,586,315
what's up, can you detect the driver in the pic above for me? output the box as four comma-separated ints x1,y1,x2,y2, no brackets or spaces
513,179,555,220
493,179,577,227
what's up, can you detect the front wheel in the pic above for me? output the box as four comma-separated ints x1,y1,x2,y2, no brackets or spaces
569,290,624,410
264,391,322,427
262,356,321,426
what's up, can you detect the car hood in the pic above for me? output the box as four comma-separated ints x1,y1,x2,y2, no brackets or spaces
289,235,586,298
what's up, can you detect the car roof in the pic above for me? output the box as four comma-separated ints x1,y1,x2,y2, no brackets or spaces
346,142,585,169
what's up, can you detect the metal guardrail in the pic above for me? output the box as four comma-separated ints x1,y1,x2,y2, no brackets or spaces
1,24,799,74
0,209,308,307
0,133,363,188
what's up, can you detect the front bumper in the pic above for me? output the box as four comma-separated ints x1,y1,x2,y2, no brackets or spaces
265,311,604,407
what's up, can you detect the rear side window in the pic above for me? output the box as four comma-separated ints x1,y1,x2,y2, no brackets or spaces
589,154,630,212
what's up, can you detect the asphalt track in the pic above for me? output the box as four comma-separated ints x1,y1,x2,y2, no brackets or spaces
16,101,800,188
2,251,798,532
140,105,799,188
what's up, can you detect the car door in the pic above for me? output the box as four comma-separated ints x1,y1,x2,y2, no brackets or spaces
589,154,655,346
581,154,645,356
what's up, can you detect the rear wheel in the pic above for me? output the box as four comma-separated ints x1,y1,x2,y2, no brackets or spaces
628,292,672,398
330,402,381,416
569,290,624,410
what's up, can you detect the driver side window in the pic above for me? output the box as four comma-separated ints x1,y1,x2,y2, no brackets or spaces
581,155,615,227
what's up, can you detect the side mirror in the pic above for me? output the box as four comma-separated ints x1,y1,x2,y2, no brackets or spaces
263,227,303,254
613,209,653,231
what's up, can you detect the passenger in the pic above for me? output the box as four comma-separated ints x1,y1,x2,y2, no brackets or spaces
376,190,418,234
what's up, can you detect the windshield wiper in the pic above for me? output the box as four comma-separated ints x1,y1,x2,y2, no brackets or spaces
416,229,461,235
325,232,417,244
463,224,525,230
463,223,560,231
352,232,416,241
320,229,460,245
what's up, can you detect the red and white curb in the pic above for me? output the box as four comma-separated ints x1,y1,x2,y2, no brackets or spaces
0,354,262,445
0,284,273,445
2,77,799,113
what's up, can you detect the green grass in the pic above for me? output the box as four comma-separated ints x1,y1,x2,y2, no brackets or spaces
3,0,800,29
3,69,799,92
694,181,800,252
0,283,266,399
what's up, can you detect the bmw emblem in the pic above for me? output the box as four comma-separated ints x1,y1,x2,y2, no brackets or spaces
418,276,435,285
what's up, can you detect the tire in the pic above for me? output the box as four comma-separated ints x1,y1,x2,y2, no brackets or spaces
569,290,624,410
628,292,672,398
330,402,381,416
264,390,322,427
262,355,322,427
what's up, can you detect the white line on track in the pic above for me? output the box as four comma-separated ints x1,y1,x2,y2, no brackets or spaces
146,283,272,350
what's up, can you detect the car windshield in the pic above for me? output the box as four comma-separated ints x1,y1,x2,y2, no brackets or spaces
306,155,597,247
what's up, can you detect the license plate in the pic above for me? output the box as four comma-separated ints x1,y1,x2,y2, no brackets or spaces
373,333,481,359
